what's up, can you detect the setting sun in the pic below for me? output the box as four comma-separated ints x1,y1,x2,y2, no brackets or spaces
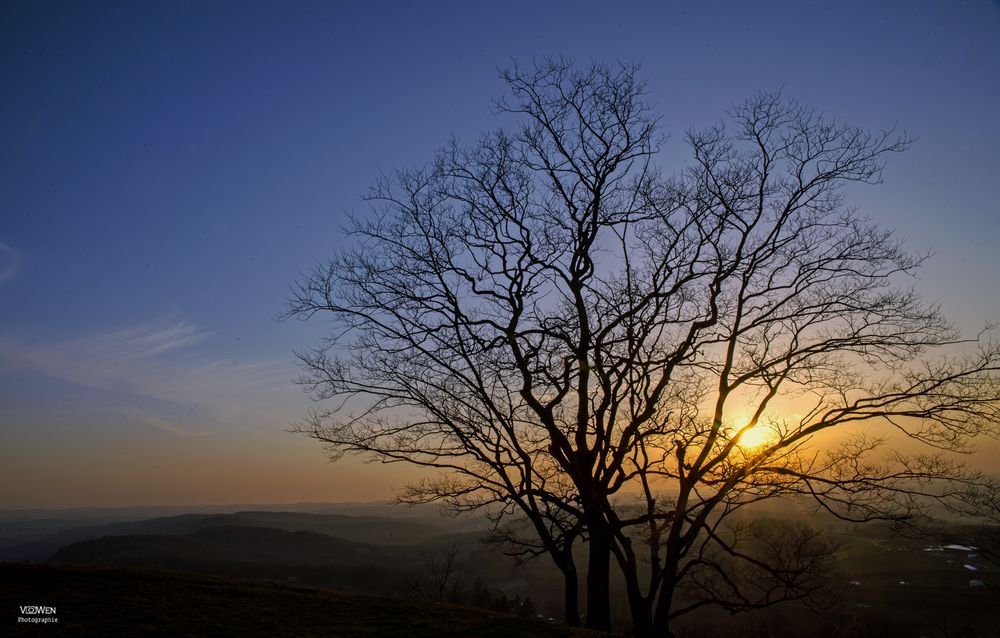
737,425,775,449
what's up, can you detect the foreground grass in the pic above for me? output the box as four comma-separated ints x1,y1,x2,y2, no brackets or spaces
2,562,599,637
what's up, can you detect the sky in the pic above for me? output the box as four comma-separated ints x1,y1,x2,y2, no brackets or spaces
1,0,998,508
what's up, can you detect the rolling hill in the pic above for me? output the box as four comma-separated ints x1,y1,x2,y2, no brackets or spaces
0,511,445,561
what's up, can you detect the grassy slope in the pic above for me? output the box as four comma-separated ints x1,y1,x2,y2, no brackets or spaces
2,562,597,637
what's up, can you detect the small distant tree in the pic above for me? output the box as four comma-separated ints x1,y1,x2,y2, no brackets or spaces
469,577,494,610
951,477,1000,572
289,58,1000,635
408,543,468,604
494,592,511,615
517,595,538,618
425,543,466,603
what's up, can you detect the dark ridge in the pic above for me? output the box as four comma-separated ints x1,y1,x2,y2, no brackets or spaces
0,510,443,561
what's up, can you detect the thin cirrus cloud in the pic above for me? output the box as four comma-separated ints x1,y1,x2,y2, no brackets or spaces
0,316,300,434
0,243,20,284
0,318,211,386
130,409,211,438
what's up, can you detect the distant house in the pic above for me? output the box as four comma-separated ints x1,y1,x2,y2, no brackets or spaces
925,544,979,552
943,544,976,551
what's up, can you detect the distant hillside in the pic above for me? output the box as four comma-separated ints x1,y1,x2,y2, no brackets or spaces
48,525,419,594
0,510,444,561
222,511,446,544
0,501,474,547
2,562,598,637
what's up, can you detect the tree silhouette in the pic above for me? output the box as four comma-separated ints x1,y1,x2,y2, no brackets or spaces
421,543,466,603
288,59,1000,634
950,477,1000,576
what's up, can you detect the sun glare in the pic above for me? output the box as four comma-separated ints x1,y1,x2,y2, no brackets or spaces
737,425,775,449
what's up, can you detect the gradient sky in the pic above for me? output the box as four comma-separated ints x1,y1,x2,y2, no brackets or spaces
1,0,998,508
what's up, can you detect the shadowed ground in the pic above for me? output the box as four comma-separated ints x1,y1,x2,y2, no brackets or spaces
2,563,599,637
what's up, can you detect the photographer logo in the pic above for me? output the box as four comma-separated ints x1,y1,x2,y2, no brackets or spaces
18,604,58,624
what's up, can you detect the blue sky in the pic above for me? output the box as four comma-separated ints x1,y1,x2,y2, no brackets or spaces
1,0,998,507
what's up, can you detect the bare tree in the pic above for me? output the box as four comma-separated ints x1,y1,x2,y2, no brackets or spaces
949,476,1000,574
596,91,1000,637
287,59,1000,635
414,543,467,604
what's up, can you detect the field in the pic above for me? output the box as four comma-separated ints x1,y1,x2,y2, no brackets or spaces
2,562,598,637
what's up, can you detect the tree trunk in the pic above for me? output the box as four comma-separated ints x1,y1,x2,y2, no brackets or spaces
627,599,655,638
652,574,677,638
563,563,580,626
621,561,653,637
584,516,613,631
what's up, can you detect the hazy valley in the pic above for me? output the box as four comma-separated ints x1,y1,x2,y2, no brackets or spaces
3,501,998,636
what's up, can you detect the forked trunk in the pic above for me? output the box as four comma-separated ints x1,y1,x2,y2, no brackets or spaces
622,565,654,637
652,574,678,637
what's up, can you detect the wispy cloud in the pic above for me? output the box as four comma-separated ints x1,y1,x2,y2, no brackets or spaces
0,243,20,284
0,317,211,388
77,321,210,359
131,410,211,437
0,316,300,435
